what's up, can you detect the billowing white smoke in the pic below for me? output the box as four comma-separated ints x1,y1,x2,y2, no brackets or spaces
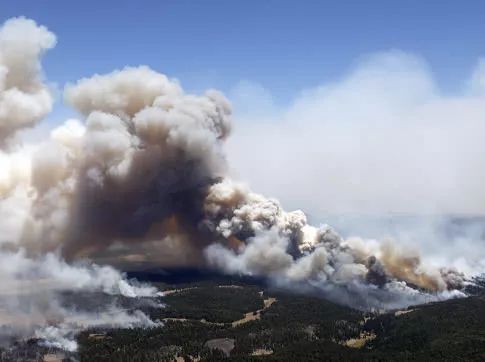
0,249,158,297
30,65,231,259
0,249,160,351
0,15,475,350
202,179,466,309
226,52,485,277
0,17,54,146
0,18,160,351
35,309,158,352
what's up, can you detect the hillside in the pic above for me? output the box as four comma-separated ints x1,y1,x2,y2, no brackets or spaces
76,274,485,361
1,274,484,361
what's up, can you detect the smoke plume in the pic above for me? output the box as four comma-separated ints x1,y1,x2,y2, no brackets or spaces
0,18,161,351
0,16,477,349
0,17,55,146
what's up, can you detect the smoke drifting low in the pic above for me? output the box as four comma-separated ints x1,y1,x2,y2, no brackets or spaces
0,249,160,351
0,16,477,350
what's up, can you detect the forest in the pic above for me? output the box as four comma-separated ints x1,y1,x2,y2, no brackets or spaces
75,275,485,361
2,274,485,361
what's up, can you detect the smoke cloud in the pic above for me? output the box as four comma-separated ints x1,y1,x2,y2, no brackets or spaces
0,17,55,146
0,16,480,349
0,249,160,351
0,18,161,351
202,179,466,310
226,51,485,282
227,52,485,216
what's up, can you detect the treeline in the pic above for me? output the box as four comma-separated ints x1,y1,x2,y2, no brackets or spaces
152,285,264,323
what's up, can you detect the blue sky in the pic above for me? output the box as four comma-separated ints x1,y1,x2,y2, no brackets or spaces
2,2,485,217
2,0,485,107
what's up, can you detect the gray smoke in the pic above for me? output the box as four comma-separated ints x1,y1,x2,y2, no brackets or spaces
0,16,476,350
202,179,466,309
0,18,161,351
0,249,160,351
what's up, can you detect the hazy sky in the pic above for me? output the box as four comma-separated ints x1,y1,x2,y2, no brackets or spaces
2,1,485,216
